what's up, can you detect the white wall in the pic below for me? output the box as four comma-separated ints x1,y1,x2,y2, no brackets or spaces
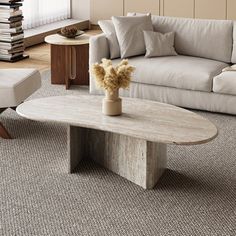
71,0,90,20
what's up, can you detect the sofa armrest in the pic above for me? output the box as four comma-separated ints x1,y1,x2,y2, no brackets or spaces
89,33,110,94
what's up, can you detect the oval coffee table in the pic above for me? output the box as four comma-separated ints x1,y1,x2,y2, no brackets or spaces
16,95,218,189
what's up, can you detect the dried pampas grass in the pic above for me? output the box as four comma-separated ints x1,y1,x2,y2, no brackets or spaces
91,59,135,93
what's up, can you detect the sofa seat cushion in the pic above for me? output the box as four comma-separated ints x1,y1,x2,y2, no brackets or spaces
112,55,228,92
0,69,41,108
213,72,236,95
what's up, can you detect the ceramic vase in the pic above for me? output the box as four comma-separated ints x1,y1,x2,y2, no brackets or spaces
102,89,122,116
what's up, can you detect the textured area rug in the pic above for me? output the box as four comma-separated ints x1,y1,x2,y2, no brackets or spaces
0,70,236,236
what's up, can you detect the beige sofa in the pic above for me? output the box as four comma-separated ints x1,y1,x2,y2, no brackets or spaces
89,15,236,115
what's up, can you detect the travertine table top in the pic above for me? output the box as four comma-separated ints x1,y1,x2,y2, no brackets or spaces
16,95,218,145
45,34,90,45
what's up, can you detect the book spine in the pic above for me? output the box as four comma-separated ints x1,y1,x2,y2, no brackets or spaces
0,0,24,61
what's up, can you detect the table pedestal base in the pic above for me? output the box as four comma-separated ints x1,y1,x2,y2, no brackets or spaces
50,44,89,89
68,126,167,189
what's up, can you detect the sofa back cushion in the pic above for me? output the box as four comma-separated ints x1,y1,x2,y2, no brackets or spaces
112,15,153,58
231,21,236,63
98,20,120,59
152,16,233,63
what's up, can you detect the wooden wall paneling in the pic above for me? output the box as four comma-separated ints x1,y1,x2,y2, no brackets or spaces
227,0,236,20
124,0,160,15
90,0,233,24
162,0,194,18
195,0,227,19
160,0,164,16
90,0,124,24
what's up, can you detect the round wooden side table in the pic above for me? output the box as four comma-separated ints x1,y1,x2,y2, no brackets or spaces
45,34,90,89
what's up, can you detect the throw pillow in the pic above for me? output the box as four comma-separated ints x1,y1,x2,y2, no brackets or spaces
143,31,178,58
98,20,120,59
112,15,153,58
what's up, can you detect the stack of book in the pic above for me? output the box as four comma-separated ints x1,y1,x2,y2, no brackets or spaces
0,0,25,62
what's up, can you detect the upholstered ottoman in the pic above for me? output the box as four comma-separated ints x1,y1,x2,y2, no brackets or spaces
0,68,41,139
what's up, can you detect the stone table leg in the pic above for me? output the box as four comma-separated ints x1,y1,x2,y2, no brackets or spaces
68,125,167,189
67,126,86,173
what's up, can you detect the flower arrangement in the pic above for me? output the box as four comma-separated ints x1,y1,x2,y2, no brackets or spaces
91,59,135,94
91,58,135,116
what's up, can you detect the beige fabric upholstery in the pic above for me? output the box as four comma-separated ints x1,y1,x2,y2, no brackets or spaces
0,69,41,108
89,33,109,65
91,81,236,115
231,21,236,63
112,55,228,92
125,82,236,115
152,16,233,63
89,33,110,94
143,31,177,57
98,20,120,59
213,72,236,95
112,15,153,58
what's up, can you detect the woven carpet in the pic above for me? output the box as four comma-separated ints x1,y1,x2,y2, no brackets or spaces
0,70,236,236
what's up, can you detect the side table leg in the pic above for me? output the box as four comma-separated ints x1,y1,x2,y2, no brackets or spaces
65,46,71,90
65,46,77,90
70,46,77,80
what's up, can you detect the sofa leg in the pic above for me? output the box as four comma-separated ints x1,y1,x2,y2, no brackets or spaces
0,122,12,139
10,106,17,111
